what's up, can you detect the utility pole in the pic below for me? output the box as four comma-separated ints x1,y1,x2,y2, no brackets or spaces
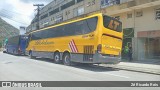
33,4,44,30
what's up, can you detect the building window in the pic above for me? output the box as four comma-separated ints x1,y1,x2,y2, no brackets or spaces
48,6,52,10
127,13,132,19
55,14,63,23
65,10,71,16
101,0,120,8
78,7,84,16
73,6,84,17
49,8,59,16
136,11,143,17
40,13,48,20
156,8,160,20
51,17,55,21
61,0,75,10
77,0,84,3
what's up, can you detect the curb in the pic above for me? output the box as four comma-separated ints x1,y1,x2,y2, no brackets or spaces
101,64,160,75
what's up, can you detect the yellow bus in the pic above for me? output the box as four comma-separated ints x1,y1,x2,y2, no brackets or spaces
26,13,123,65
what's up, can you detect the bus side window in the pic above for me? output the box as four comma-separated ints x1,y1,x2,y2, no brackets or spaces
65,23,76,36
32,31,42,40
55,26,65,37
75,21,83,35
87,17,97,33
83,17,98,34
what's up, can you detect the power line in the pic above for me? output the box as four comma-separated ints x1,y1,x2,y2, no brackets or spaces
0,15,28,25
0,10,32,23
1,9,34,18
0,9,35,26
0,12,29,25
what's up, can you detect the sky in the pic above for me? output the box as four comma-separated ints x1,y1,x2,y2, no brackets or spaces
0,0,53,29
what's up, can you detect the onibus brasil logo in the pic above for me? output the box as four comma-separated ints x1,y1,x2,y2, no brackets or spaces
1,82,42,87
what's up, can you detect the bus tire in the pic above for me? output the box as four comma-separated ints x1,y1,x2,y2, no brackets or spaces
63,53,72,66
54,52,61,64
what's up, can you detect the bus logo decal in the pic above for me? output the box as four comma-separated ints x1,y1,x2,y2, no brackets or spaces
69,40,78,53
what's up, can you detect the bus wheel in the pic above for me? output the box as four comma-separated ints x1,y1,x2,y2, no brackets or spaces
3,51,6,53
54,52,61,64
63,53,71,66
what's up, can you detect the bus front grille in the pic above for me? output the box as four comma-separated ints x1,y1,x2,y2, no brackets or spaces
83,46,94,61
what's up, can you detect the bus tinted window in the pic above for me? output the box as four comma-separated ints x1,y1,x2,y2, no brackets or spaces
47,28,55,38
55,26,65,37
41,30,49,39
32,31,42,40
84,17,97,34
103,15,122,32
31,17,98,40
75,20,84,35
8,36,20,45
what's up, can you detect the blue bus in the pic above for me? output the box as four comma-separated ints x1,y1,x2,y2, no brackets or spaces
6,35,28,55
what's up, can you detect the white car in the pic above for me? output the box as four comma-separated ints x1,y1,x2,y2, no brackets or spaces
2,46,7,53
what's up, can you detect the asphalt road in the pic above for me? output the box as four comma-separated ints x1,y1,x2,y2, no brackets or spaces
0,52,160,90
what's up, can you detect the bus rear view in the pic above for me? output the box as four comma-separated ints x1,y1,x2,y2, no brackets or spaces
97,15,123,64
6,35,27,55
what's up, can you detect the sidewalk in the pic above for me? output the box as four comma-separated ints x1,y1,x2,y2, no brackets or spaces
102,60,160,75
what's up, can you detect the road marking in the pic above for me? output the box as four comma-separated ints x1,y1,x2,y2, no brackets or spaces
99,72,130,79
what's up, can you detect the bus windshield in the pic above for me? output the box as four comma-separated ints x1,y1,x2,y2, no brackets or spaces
103,15,122,32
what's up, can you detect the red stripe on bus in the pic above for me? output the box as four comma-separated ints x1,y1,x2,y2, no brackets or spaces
69,42,75,53
71,40,77,53
72,40,78,53
69,43,73,52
